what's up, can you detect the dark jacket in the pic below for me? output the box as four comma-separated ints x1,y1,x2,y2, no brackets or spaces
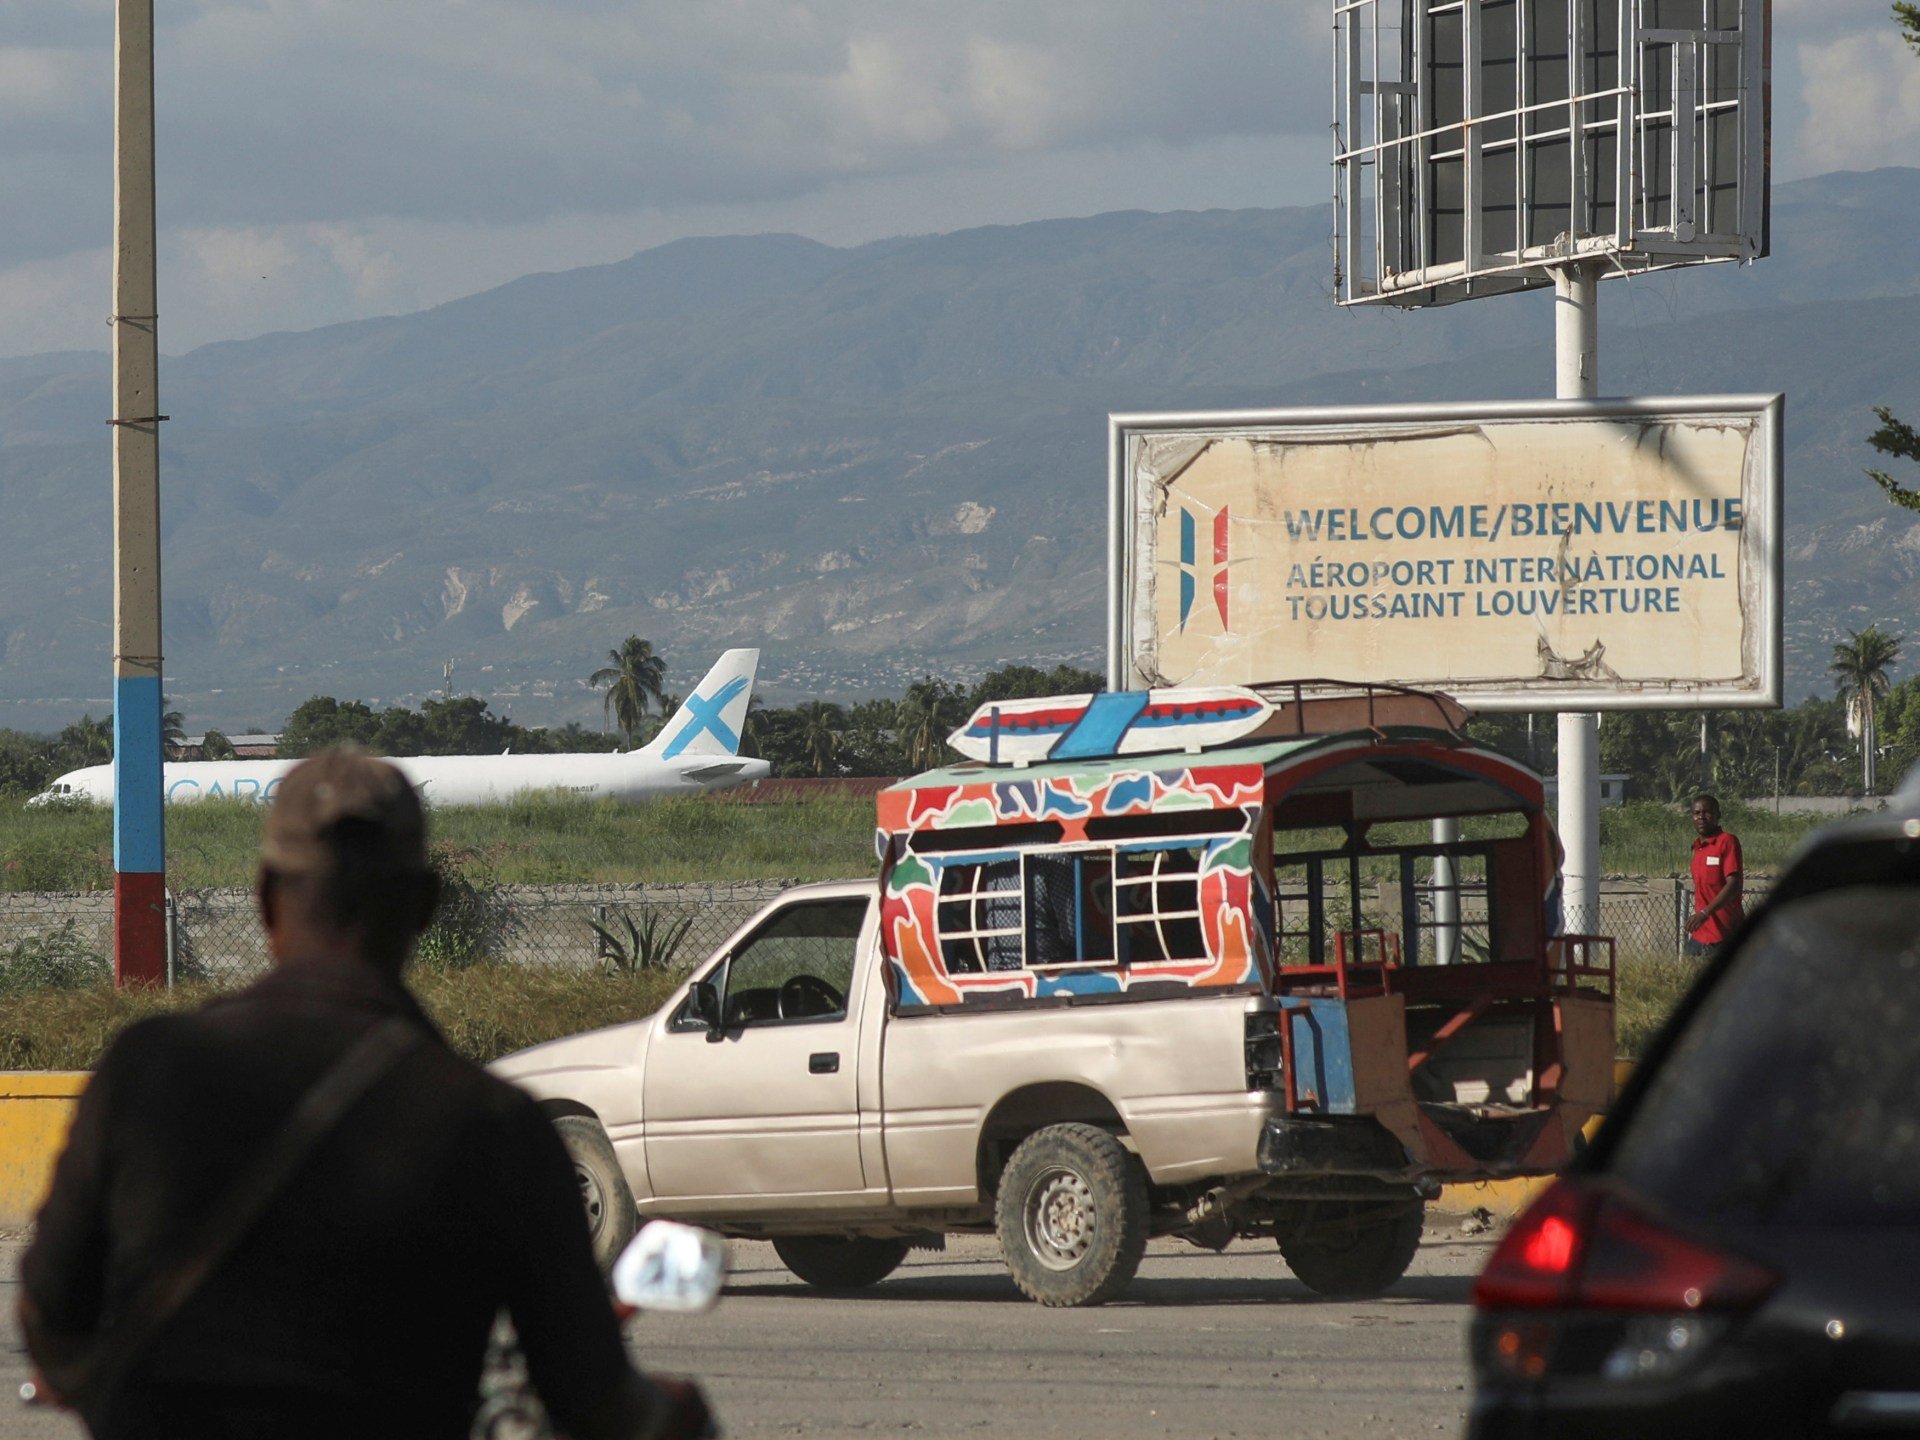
21,956,635,1440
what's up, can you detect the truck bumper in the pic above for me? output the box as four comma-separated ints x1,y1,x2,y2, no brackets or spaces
1257,1115,1414,1180
1258,1104,1565,1183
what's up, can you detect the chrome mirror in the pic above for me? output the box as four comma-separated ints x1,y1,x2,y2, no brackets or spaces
611,1220,727,1314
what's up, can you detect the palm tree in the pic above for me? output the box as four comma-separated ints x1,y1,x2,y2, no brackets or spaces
162,703,188,759
898,677,962,772
589,637,667,749
1830,625,1903,793
797,701,846,777
199,729,237,761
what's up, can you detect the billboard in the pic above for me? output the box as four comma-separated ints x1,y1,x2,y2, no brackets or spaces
1332,0,1771,307
1109,397,1782,711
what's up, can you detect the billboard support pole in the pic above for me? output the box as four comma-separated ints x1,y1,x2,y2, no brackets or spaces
111,0,167,987
1554,260,1601,935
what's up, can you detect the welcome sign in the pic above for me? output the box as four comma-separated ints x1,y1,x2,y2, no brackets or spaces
1109,399,1783,711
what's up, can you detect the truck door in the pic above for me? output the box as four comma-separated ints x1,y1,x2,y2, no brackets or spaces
642,894,872,1209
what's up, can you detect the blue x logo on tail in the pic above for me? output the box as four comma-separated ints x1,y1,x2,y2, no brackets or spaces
662,676,749,759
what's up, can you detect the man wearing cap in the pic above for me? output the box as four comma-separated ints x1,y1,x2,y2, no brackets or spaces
18,750,711,1440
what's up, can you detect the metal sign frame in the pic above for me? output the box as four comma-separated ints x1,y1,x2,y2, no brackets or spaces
1107,396,1783,712
1333,0,1771,307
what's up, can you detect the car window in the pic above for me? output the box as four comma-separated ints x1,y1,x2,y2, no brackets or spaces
720,898,866,1027
1607,886,1920,1228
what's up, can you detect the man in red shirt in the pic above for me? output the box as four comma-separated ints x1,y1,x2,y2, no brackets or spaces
1686,793,1744,956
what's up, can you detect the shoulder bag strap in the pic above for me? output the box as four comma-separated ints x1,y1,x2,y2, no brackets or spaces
76,1014,425,1409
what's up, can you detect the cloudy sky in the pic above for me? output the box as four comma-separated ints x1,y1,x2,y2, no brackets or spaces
0,0,1906,358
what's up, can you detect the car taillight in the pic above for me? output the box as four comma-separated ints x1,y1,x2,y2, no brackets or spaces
1471,1178,1779,1386
1474,1177,1778,1313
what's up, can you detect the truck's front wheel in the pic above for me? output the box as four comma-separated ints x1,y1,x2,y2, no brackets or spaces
1277,1199,1424,1299
551,1114,638,1274
995,1123,1148,1307
772,1235,913,1291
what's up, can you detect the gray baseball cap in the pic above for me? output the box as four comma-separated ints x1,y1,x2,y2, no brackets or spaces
261,749,428,877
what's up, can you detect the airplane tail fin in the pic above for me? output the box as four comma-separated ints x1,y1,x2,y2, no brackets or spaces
640,649,760,760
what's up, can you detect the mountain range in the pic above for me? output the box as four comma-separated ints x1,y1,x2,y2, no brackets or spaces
3,167,1918,733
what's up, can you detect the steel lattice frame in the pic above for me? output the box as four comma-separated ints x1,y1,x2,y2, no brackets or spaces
1333,0,1769,307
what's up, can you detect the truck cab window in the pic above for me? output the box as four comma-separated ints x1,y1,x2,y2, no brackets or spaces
719,898,865,1027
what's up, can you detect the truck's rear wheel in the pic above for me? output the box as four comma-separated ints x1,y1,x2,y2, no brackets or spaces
995,1123,1148,1307
552,1115,638,1274
1277,1200,1424,1299
772,1235,912,1291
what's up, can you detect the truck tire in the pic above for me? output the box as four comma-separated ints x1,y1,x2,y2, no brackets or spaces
1278,1200,1424,1299
995,1123,1148,1307
552,1115,638,1274
772,1236,912,1291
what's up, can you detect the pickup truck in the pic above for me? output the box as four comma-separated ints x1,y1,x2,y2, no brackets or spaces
495,682,1615,1306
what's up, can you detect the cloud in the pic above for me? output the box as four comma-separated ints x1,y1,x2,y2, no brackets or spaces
4,1,1323,261
1795,28,1920,174
0,3,1890,357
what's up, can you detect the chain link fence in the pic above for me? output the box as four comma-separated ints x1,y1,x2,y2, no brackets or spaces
1,875,1768,988
0,881,799,986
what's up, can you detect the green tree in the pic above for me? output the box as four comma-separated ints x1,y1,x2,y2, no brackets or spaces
1866,8,1920,511
199,729,237,762
590,637,667,749
840,699,906,775
280,696,380,757
966,664,1103,710
55,714,113,767
1830,625,1903,793
161,704,188,759
898,677,966,772
0,729,57,795
797,701,846,777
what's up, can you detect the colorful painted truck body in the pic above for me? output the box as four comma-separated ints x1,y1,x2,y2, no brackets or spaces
497,683,1616,1306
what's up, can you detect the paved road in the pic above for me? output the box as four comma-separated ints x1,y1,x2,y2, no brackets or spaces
2,1225,1489,1439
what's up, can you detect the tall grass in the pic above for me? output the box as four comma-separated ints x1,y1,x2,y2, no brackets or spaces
1598,800,1830,878
1615,954,1701,1058
0,793,878,892
0,964,683,1072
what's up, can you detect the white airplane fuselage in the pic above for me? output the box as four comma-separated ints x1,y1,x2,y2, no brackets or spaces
30,648,770,810
35,749,769,809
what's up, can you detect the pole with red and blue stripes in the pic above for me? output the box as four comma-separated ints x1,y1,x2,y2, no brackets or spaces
111,0,167,986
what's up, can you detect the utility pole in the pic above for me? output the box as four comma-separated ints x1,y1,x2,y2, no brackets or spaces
110,0,166,985
1555,261,1600,938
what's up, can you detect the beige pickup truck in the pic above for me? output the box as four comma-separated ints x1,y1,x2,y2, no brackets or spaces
495,684,1614,1306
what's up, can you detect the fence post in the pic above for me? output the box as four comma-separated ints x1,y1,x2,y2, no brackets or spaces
163,889,177,987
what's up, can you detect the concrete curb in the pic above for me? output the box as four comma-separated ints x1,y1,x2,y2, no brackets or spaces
0,1073,88,1227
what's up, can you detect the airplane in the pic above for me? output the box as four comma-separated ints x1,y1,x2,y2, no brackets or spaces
30,649,770,809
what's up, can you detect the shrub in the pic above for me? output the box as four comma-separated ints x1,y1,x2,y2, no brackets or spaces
589,902,697,976
416,844,521,971
0,921,112,994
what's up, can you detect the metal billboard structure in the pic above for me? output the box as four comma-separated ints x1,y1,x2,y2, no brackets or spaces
1333,0,1770,307
1108,396,1782,710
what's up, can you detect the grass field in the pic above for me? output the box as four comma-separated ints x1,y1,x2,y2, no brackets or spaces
0,793,1836,894
0,963,686,1072
0,793,879,892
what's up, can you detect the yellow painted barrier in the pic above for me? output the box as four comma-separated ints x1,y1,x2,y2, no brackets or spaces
0,1073,89,1228
1436,1059,1637,1220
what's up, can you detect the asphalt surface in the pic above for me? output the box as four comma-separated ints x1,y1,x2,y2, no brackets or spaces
2,1224,1490,1439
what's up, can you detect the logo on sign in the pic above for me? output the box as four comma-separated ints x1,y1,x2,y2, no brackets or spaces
1178,506,1230,632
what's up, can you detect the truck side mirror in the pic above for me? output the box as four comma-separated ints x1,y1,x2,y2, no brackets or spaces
690,979,723,1038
